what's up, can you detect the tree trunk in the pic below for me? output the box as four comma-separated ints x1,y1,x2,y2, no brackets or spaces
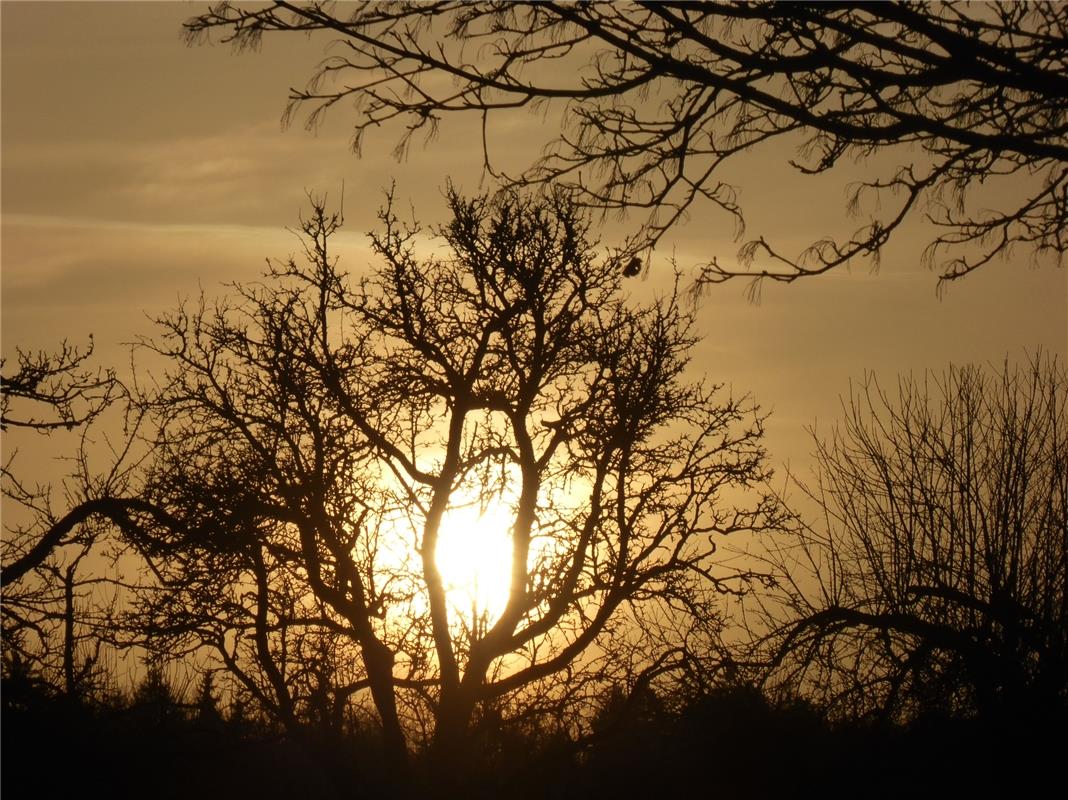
62,564,77,699
363,637,409,772
428,685,479,790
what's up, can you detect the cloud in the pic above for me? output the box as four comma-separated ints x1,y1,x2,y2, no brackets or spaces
1,213,375,359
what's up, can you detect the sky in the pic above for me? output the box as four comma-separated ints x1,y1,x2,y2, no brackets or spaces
3,1,1066,487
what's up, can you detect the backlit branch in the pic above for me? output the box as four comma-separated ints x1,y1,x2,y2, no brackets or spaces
185,1,1068,293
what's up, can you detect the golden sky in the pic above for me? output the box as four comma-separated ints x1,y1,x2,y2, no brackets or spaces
3,1,1066,474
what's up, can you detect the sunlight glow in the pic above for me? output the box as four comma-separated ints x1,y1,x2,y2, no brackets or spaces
435,499,516,628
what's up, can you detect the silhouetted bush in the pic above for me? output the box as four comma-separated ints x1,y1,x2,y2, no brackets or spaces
5,665,1065,800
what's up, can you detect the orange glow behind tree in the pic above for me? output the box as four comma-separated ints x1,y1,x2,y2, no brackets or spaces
128,187,783,767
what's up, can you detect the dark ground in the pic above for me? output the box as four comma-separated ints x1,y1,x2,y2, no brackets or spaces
4,674,1064,800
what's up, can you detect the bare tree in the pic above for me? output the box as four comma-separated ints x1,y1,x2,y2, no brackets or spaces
752,356,1067,722
1,342,154,700
107,420,390,778
132,187,782,772
185,2,1068,295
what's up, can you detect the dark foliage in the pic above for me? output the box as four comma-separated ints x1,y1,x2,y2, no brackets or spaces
5,672,1062,800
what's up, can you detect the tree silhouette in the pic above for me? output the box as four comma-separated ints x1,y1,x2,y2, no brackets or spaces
753,356,1067,722
185,2,1068,295
1,341,150,701
130,187,782,771
2,339,118,433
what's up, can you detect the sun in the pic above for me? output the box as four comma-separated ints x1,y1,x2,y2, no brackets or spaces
435,497,515,627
